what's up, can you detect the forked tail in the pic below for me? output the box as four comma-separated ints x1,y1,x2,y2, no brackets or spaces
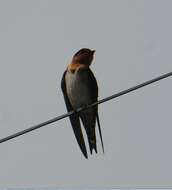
96,113,104,153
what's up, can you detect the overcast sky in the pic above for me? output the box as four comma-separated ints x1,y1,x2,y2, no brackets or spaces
0,0,172,188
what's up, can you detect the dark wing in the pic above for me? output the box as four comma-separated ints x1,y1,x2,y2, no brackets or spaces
82,68,104,153
86,68,98,102
61,71,88,159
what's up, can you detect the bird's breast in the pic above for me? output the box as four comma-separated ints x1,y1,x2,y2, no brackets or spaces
65,69,92,109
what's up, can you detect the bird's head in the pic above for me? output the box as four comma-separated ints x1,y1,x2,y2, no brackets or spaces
72,48,95,66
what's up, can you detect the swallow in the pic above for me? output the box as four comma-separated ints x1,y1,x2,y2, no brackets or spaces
61,48,104,159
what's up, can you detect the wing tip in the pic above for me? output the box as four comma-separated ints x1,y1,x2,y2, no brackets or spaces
83,151,88,159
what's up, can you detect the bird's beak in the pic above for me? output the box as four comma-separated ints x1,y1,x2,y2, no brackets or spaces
92,50,96,54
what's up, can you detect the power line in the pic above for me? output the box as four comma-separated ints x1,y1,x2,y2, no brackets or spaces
0,71,172,144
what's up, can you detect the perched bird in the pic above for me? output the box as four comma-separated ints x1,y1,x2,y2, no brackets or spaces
61,48,104,158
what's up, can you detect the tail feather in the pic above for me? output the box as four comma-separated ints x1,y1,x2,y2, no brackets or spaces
80,110,97,154
96,113,104,153
87,130,97,154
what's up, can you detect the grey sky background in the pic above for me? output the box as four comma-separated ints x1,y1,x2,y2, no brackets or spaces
0,0,172,188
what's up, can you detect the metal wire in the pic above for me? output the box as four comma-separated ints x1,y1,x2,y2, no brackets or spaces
0,71,172,144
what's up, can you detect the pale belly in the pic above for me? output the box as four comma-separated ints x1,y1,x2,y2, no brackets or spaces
65,70,92,109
